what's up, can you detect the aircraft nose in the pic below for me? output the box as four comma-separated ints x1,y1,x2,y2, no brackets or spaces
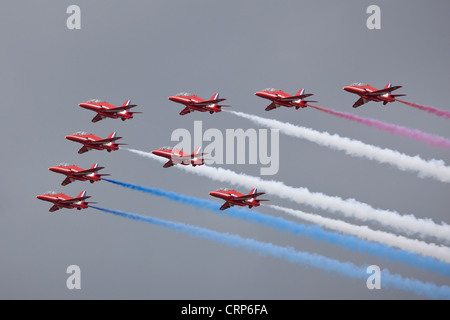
343,86,351,92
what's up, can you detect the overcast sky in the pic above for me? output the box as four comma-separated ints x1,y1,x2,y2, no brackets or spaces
1,1,449,299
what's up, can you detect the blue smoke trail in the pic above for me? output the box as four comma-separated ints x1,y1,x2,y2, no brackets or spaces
90,205,450,299
103,178,450,277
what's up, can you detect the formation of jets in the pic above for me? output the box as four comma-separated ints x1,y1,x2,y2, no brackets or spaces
38,83,405,212
37,98,141,212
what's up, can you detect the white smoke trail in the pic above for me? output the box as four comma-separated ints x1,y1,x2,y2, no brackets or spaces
269,205,450,263
227,110,450,183
126,148,450,242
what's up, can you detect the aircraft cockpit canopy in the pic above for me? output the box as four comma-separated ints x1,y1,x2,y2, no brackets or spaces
262,88,279,92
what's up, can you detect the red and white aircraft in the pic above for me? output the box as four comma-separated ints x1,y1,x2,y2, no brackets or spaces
255,88,317,111
49,163,110,186
36,190,94,212
79,99,141,122
168,92,231,115
343,83,405,108
152,146,207,168
209,188,269,211
65,131,126,154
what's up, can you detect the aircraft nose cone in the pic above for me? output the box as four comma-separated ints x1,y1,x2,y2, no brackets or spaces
343,86,351,92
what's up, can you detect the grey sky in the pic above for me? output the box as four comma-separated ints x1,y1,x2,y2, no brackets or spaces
1,1,449,299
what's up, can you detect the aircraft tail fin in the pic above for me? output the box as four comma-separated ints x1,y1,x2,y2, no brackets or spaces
107,132,117,139
76,190,87,199
122,100,131,107
90,163,99,170
295,89,305,96
384,83,392,89
249,188,257,195
193,146,202,155
210,93,219,101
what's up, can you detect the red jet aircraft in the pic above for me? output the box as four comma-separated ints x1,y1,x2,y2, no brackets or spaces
49,163,110,186
65,131,126,154
343,83,405,108
209,188,269,211
168,92,231,115
36,190,94,212
255,88,317,111
79,99,141,122
152,146,207,168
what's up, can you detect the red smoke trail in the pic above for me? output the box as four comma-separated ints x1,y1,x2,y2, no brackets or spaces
396,99,450,119
309,105,450,149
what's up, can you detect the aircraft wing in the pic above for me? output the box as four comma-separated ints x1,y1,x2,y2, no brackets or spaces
232,192,266,201
90,137,122,144
92,114,105,123
278,94,313,102
78,146,90,154
352,97,367,108
101,105,138,112
265,102,277,111
366,86,402,96
173,153,208,161
192,99,226,106
72,167,105,175
59,195,91,204
179,107,192,115
220,202,232,210
61,177,74,186
163,160,175,168
49,204,61,212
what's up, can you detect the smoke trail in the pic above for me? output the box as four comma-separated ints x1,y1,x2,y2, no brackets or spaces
397,99,450,119
90,205,450,299
269,205,450,263
310,105,450,149
227,110,450,183
126,149,450,242
102,178,450,276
